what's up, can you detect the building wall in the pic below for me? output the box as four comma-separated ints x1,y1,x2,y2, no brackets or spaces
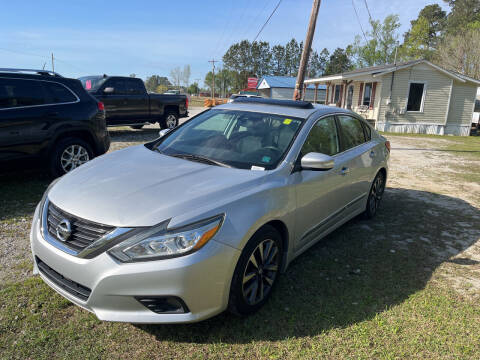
269,87,326,102
376,63,453,134
446,80,477,135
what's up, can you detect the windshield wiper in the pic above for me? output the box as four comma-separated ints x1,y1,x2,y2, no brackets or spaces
170,153,232,168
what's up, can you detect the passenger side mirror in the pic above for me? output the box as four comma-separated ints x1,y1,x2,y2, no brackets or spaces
103,87,114,94
159,128,171,138
301,152,334,171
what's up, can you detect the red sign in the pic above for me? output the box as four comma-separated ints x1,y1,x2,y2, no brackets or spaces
85,79,92,90
247,77,258,89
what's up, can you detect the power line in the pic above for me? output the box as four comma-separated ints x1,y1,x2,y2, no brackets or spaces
253,0,283,42
240,0,273,42
363,0,372,22
351,0,367,42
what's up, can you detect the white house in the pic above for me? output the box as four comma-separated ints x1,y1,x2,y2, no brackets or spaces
305,59,480,136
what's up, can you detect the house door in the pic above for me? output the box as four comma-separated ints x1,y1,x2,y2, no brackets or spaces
346,85,354,109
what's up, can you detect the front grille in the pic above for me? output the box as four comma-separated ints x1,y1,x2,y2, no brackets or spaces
36,256,91,301
47,201,115,252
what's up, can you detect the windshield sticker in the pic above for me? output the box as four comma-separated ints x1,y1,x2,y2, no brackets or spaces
251,165,265,171
85,80,92,90
261,155,271,163
283,118,292,125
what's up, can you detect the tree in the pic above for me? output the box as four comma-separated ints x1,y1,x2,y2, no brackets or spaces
182,65,191,88
284,39,302,76
155,84,168,94
350,14,401,67
307,48,329,78
324,48,353,75
443,0,480,34
271,44,286,75
145,75,171,92
187,82,199,95
436,26,480,79
170,67,182,89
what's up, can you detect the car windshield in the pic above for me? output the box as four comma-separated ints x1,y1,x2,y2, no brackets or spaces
78,76,106,91
153,109,304,170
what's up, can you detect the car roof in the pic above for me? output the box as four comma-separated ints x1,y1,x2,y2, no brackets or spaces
216,100,354,120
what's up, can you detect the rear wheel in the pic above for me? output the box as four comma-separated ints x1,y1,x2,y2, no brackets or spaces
364,171,386,219
161,111,179,129
130,125,144,130
49,137,94,177
228,225,282,316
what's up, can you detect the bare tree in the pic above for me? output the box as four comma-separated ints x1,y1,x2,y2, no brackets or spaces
183,65,191,88
170,67,182,89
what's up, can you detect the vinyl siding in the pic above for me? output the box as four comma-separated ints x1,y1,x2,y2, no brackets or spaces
377,63,451,125
446,81,477,127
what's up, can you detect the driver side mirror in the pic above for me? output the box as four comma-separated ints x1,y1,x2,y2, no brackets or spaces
103,87,114,94
159,128,171,138
300,152,334,171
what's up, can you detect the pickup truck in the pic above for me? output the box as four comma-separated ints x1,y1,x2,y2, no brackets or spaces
78,75,188,129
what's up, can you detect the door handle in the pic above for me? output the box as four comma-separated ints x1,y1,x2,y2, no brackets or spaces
340,167,350,176
369,151,375,158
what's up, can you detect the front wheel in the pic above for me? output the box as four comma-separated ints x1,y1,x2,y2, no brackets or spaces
49,137,94,177
161,111,179,129
364,171,386,219
228,225,282,316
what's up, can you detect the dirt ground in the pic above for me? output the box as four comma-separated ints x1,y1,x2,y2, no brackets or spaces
1,128,479,298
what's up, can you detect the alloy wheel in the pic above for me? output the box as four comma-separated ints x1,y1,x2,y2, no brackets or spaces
60,144,90,172
369,173,385,214
166,114,177,129
242,239,280,305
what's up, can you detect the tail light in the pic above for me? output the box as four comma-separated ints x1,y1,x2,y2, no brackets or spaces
185,97,189,109
97,101,105,111
385,140,391,152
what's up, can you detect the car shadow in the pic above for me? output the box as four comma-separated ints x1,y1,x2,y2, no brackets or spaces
137,187,480,343
108,128,161,144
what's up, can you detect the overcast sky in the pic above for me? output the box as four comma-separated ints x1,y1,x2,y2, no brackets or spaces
0,0,449,84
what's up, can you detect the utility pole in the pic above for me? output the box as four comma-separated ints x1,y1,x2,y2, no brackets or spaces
293,0,321,101
51,53,55,73
208,59,218,99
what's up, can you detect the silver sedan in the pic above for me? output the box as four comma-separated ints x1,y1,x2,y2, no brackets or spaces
30,98,390,323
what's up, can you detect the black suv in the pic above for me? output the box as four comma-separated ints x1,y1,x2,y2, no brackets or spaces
0,69,110,176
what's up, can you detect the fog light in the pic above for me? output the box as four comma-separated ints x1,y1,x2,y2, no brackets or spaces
135,296,189,314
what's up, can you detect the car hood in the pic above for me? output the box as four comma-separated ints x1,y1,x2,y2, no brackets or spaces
48,145,268,227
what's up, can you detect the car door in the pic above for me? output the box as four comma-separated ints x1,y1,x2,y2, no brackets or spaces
0,78,51,160
292,115,353,251
124,78,149,122
335,114,376,216
97,78,129,125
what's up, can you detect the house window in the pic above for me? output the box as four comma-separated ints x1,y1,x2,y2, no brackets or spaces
334,85,341,103
406,82,426,112
363,83,372,106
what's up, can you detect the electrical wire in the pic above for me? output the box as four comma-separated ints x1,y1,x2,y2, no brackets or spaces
363,0,373,22
351,0,367,42
253,0,283,42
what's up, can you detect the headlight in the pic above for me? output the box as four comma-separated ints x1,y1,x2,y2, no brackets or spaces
108,215,224,262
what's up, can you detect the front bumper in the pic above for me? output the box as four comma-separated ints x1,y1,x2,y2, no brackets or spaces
30,205,240,323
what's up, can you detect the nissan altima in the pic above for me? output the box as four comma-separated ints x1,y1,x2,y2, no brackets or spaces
30,97,390,323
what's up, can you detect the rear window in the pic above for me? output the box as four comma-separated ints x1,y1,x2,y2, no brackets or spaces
43,82,77,103
78,76,106,91
0,78,47,108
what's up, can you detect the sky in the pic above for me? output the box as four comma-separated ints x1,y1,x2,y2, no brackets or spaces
0,0,450,85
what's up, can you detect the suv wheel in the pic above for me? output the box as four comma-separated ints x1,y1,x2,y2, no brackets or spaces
228,225,282,316
49,138,94,177
162,111,179,129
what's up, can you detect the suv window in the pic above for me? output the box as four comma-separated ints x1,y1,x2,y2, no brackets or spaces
338,115,366,150
0,78,47,109
125,79,145,95
301,116,339,156
43,82,77,103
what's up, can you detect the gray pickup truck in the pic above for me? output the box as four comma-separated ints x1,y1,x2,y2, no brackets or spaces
79,75,188,129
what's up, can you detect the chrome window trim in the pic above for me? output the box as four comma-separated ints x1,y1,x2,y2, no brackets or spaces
0,76,80,111
41,198,133,258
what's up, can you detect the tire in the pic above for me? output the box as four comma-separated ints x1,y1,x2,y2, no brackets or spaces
228,225,283,316
161,110,179,130
130,125,144,130
49,137,94,177
364,170,386,219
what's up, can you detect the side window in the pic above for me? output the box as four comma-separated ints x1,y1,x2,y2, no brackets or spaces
301,116,339,156
362,121,372,141
105,79,128,95
338,115,366,150
43,82,77,103
125,79,145,95
363,83,372,106
0,78,47,108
